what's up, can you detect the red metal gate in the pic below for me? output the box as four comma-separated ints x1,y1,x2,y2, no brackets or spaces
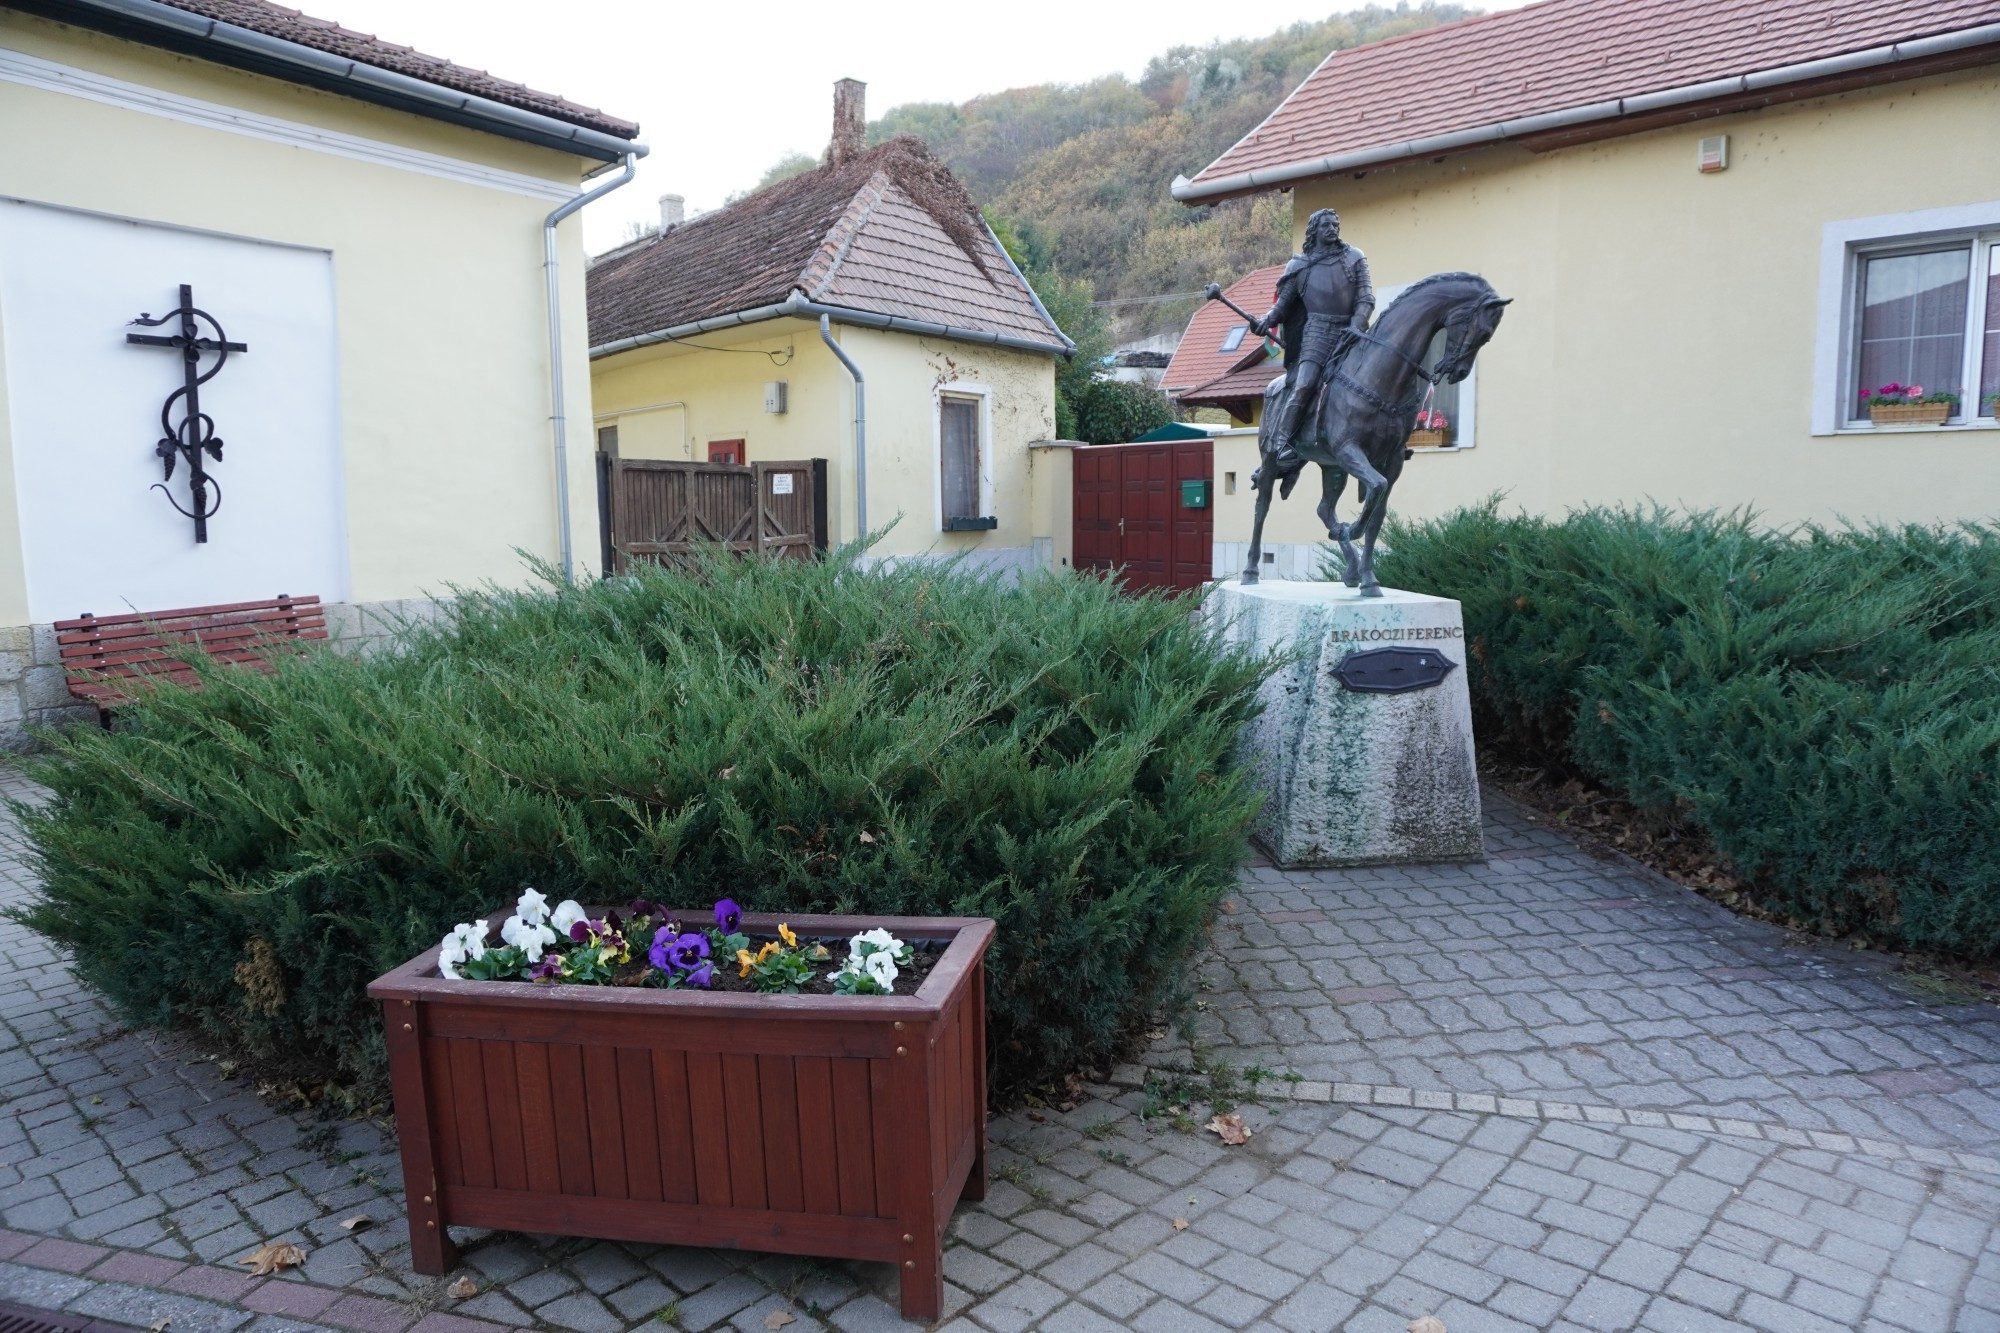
1073,441,1213,592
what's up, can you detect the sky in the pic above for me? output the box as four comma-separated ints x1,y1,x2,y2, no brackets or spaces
307,0,1531,253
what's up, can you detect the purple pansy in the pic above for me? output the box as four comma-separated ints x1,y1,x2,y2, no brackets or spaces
714,899,742,933
685,961,714,988
630,898,659,919
648,925,676,971
666,932,709,971
569,919,593,943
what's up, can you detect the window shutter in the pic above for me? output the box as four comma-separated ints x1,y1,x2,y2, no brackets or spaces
940,399,979,520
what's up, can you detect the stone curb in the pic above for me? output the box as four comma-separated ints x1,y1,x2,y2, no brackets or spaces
1109,1064,2000,1178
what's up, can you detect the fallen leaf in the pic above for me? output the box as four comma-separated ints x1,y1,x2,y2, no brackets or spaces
447,1276,478,1300
235,1241,307,1276
1205,1113,1252,1146
1172,1218,1189,1231
90,1095,104,1105
149,1320,170,1332
764,1312,796,1330
1408,1318,1447,1333
1219,900,1237,914
858,830,877,844
338,1215,372,1233
718,766,736,780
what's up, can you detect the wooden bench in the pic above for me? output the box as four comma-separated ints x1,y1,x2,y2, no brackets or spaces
56,595,328,723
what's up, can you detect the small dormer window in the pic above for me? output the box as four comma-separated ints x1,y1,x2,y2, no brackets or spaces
1219,324,1248,353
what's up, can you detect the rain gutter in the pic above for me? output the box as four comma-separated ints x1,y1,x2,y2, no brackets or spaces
546,153,639,582
31,0,648,162
818,315,867,539
587,293,1074,361
1171,22,2000,202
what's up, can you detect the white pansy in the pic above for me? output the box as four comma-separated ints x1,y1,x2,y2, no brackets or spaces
550,899,588,937
438,922,487,979
500,915,557,963
864,950,899,992
851,928,901,957
514,888,550,924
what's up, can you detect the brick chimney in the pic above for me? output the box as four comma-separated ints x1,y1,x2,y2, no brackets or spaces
829,78,866,166
658,193,684,230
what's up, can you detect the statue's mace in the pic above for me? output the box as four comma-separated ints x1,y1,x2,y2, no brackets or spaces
1204,282,1267,334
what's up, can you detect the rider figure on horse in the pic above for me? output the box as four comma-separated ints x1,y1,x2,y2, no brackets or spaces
1250,207,1374,484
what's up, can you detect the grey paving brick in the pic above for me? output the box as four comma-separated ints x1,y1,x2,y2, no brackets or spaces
1,783,1998,1333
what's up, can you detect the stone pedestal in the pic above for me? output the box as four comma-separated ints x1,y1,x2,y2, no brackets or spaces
1211,580,1482,867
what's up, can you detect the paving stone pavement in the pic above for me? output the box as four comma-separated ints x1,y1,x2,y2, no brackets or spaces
2,762,1998,1332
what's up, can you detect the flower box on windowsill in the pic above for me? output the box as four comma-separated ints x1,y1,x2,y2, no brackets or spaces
367,910,995,1323
1870,403,1951,427
1406,429,1450,449
942,515,998,532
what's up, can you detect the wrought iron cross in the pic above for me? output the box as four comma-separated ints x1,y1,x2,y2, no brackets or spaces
127,284,246,543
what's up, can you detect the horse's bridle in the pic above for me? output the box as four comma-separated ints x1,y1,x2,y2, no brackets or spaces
1329,311,1473,418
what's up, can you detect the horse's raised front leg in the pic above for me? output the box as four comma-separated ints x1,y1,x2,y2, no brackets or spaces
1316,466,1361,587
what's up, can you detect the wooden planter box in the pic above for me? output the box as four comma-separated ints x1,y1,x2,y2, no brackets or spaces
1406,428,1450,449
1870,403,1951,426
367,911,994,1322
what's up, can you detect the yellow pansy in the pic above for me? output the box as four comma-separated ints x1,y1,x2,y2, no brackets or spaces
736,947,756,977
778,923,797,948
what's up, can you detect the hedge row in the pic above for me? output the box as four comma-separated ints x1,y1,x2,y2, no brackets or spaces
15,552,1272,1097
1372,504,2000,957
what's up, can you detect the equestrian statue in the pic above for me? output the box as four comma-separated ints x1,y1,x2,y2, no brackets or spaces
1204,208,1510,596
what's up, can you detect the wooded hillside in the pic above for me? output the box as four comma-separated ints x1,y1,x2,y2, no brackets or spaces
867,5,1479,338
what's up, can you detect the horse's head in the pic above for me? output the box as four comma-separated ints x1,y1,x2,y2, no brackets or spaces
1434,290,1511,384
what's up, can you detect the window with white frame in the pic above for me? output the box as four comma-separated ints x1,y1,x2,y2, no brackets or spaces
1374,282,1478,449
1844,230,2000,423
937,392,992,530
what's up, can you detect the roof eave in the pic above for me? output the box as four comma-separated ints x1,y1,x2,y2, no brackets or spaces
590,294,1073,361
23,0,645,162
1174,21,2000,204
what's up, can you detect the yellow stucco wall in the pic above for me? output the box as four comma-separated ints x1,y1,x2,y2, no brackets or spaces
1245,64,2000,548
0,12,606,624
590,318,1060,565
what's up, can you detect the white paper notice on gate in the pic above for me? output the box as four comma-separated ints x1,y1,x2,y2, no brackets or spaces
771,474,794,494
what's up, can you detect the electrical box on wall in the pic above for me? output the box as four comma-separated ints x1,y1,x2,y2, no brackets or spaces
1697,135,1728,173
763,381,788,413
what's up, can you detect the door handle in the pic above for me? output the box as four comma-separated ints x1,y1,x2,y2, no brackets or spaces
1118,518,1126,536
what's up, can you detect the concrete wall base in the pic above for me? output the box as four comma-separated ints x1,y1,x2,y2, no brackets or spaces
1209,580,1482,868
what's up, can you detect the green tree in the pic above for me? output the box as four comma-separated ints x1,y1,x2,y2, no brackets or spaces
871,5,1477,336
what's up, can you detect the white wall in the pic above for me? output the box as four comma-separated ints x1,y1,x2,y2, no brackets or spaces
0,199,345,622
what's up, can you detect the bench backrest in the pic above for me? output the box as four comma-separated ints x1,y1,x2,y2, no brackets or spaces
56,595,328,698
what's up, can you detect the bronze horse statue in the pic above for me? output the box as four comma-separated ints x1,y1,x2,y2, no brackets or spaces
1241,273,1509,594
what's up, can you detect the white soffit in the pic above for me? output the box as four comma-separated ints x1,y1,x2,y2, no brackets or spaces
0,47,580,203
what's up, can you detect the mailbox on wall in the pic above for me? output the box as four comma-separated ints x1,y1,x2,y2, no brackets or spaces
1181,479,1210,509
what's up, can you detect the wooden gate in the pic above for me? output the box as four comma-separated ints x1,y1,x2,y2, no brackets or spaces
610,459,821,571
1073,440,1213,592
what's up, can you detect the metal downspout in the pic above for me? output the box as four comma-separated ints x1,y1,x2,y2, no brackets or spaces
544,153,637,581
819,313,866,539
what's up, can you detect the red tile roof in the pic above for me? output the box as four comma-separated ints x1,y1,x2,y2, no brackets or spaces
588,138,1067,353
1186,0,2000,197
1182,349,1285,411
1161,266,1283,396
143,0,637,138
